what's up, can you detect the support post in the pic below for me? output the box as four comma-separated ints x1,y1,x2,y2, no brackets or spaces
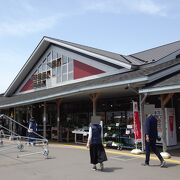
161,96,167,152
26,106,29,123
139,93,147,152
89,93,99,116
160,94,174,159
56,99,62,141
43,102,47,138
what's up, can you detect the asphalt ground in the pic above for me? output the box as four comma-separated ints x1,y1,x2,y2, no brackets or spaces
0,143,180,180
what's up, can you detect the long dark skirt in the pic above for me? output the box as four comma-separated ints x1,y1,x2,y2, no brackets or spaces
90,143,107,164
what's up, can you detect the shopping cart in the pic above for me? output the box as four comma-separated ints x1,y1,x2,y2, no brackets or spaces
0,114,49,159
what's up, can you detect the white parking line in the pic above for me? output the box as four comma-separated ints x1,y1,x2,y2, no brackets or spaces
110,155,140,161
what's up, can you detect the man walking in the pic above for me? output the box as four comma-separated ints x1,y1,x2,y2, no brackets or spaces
143,114,166,167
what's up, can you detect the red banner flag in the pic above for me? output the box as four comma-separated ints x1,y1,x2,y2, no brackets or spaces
133,101,141,142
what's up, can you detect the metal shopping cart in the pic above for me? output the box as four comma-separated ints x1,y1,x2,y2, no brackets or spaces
0,114,49,159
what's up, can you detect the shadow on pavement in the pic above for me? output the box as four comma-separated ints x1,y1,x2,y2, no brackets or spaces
101,167,123,173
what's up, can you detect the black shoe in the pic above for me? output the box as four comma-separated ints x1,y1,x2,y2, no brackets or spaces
142,162,149,166
160,161,167,168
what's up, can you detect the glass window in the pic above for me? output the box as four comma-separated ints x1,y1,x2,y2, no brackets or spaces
54,55,74,82
57,58,61,67
62,55,68,64
42,58,46,72
38,64,42,73
33,71,38,89
53,51,58,60
52,67,56,76
68,57,73,63
57,52,61,59
68,72,73,80
62,73,67,81
62,64,67,81
57,66,61,76
68,60,73,72
62,64,67,74
52,60,57,69
57,66,61,83
47,52,52,62
47,52,52,70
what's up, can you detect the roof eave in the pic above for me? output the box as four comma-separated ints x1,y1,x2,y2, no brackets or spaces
139,85,180,95
0,76,147,108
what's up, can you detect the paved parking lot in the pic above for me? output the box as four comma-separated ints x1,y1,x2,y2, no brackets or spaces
0,143,180,180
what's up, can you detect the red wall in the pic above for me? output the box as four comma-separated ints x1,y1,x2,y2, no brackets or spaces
20,78,33,92
74,60,105,79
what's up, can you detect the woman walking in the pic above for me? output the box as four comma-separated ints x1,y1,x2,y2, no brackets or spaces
86,116,107,171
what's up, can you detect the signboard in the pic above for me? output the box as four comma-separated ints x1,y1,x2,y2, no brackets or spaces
155,108,177,146
165,108,177,146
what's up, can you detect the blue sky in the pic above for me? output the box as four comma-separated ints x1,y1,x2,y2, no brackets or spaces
0,0,180,93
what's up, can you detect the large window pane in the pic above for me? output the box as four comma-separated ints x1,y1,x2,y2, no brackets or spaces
38,64,42,73
68,61,73,72
47,52,52,62
47,52,52,70
62,64,67,73
68,72,73,80
62,73,67,81
42,58,46,71
62,55,68,64
53,51,58,60
52,68,56,76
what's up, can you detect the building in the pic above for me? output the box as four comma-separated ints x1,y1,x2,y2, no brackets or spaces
0,37,180,150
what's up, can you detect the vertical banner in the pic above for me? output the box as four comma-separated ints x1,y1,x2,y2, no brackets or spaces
165,108,177,146
133,101,141,142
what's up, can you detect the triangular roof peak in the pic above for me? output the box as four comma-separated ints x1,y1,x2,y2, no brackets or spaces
4,37,180,97
4,36,136,96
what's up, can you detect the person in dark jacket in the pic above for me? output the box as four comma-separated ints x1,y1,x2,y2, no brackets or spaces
28,117,37,145
21,119,28,137
86,116,107,171
143,114,166,167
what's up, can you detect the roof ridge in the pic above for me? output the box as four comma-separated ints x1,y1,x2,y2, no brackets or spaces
131,40,180,56
45,36,123,56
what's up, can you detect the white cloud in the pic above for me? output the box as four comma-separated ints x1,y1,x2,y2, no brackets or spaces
0,14,65,37
129,0,167,16
81,0,167,16
0,0,71,37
